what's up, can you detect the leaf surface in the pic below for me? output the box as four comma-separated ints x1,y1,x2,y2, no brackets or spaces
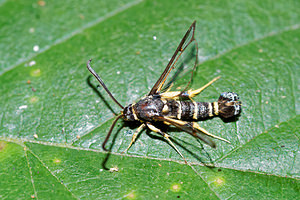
0,0,299,199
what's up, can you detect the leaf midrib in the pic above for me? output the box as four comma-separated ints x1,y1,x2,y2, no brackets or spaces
1,112,298,181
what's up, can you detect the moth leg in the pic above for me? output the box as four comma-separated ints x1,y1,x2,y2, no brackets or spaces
146,122,187,164
122,123,146,153
191,122,230,144
160,91,181,99
161,77,220,99
184,76,221,98
162,116,231,147
160,117,215,148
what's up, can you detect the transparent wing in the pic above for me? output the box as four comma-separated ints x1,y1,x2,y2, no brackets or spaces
161,39,198,93
149,21,198,95
154,116,216,148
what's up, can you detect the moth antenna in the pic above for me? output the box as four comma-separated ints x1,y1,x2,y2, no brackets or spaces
87,59,124,109
102,114,123,151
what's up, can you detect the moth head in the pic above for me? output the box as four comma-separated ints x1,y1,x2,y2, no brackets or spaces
122,104,136,121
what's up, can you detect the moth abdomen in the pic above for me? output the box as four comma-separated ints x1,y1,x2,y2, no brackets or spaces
218,92,241,118
163,92,241,120
179,101,214,120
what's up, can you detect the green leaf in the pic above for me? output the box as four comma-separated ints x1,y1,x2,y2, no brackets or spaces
0,0,299,199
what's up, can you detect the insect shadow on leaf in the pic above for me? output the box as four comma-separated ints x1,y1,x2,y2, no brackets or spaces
146,125,215,165
87,75,118,116
101,122,124,170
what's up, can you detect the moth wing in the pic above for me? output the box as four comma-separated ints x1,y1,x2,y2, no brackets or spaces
149,21,198,95
155,116,216,148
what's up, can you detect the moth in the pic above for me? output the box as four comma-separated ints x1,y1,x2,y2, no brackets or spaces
87,21,241,162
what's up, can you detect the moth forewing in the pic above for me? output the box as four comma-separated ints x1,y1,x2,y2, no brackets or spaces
149,21,196,95
162,39,198,94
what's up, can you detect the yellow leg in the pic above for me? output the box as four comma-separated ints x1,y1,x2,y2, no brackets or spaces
162,116,230,145
146,122,187,164
192,122,230,144
187,76,220,98
160,91,181,99
122,124,146,153
160,76,220,99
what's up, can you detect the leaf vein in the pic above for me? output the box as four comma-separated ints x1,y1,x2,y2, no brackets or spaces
24,144,38,199
25,143,80,200
0,0,144,76
215,115,298,164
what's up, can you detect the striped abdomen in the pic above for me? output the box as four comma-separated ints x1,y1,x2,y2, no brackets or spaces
162,100,218,120
162,92,241,120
